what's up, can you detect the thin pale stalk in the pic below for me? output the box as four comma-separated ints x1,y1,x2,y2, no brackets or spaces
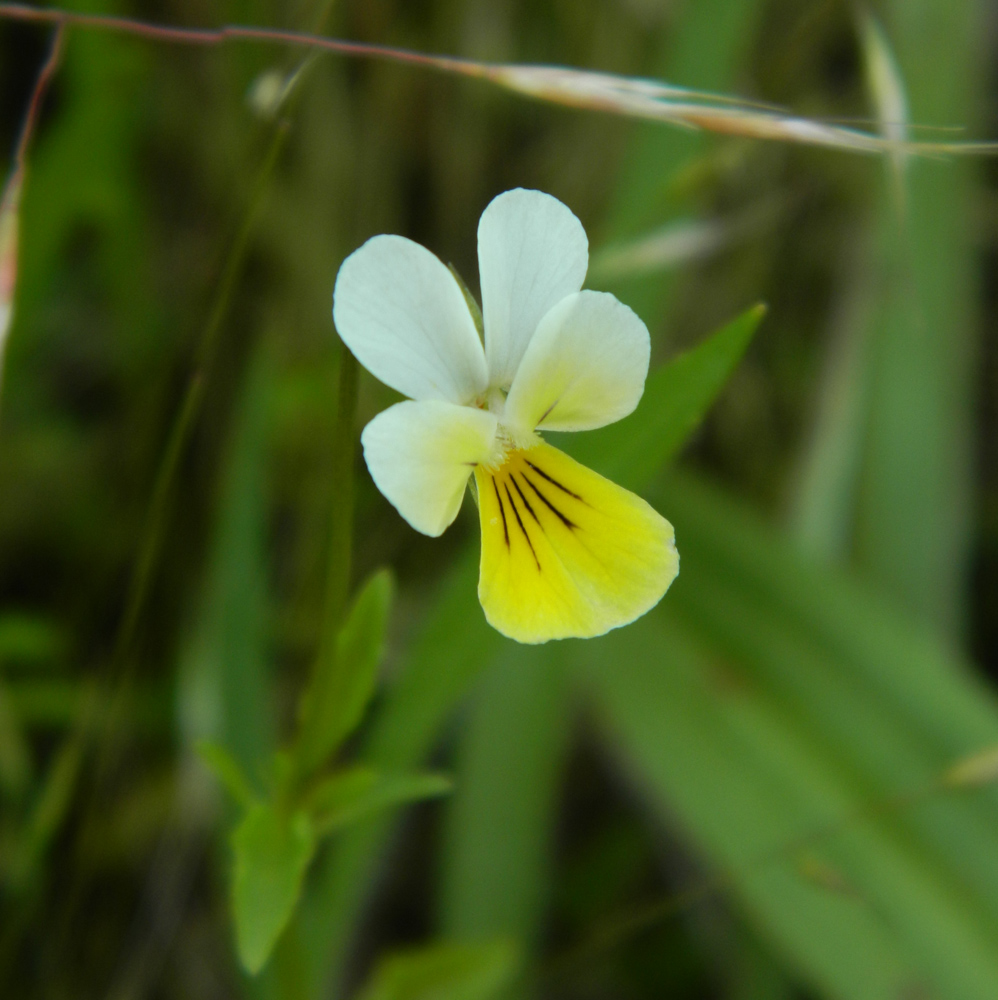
0,3,994,156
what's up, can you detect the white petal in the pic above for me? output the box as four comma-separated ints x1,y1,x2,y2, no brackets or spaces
334,235,488,404
361,400,499,537
478,189,588,388
504,290,650,433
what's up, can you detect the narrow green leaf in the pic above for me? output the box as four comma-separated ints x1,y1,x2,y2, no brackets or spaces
196,739,257,808
308,766,452,837
176,346,276,778
855,0,977,637
232,802,316,974
640,471,998,996
658,471,998,759
568,303,765,491
439,646,571,945
786,244,874,562
296,569,395,774
355,940,520,1000
858,7,909,201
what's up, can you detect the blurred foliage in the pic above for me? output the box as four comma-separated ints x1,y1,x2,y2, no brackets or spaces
1,0,997,999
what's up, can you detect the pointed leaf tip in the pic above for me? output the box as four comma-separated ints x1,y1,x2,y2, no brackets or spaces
232,803,315,974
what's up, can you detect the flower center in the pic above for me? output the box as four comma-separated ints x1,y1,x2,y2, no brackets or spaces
475,387,541,470
480,423,541,472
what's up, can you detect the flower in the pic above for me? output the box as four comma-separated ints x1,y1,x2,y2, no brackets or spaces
333,188,678,644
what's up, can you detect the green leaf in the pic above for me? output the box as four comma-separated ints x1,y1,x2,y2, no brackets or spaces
196,740,257,808
567,303,765,491
296,569,395,775
355,940,520,1000
308,766,452,837
232,802,316,974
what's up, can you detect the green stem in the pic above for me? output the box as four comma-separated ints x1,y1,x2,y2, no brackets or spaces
324,348,360,646
294,345,359,779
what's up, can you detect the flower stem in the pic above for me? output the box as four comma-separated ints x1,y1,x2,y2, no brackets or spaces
324,346,360,648
294,344,359,779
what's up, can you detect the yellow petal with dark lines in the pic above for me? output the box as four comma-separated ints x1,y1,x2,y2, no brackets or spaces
474,442,678,643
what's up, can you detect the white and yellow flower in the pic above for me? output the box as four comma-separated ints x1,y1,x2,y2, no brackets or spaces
333,188,678,644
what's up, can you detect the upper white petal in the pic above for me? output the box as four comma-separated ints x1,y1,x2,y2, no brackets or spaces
333,235,489,404
361,399,498,537
478,189,588,389
504,290,650,433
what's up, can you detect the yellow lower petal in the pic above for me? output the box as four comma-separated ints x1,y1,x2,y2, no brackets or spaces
474,442,679,643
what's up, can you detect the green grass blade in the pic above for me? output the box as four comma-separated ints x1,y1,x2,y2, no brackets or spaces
785,242,875,563
639,471,998,993
658,471,998,759
177,348,275,778
438,645,572,944
670,552,998,926
854,3,978,637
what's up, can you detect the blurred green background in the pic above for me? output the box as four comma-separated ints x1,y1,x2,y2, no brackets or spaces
1,0,997,998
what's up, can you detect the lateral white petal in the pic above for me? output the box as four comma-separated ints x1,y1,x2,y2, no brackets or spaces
504,290,650,433
333,235,488,404
478,189,588,388
361,400,498,537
